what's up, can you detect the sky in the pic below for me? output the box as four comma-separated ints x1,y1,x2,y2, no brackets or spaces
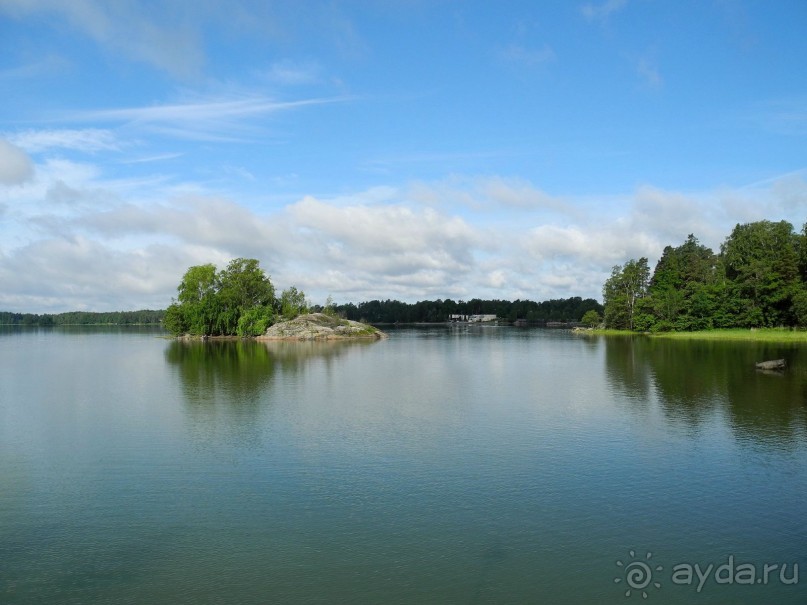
1,0,806,313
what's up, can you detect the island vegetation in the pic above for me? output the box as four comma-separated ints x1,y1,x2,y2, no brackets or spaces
600,220,807,333
163,258,309,337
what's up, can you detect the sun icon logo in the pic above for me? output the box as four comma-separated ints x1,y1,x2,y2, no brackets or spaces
615,550,663,599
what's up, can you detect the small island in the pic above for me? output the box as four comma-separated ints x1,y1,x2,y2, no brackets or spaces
258,312,386,341
162,258,386,341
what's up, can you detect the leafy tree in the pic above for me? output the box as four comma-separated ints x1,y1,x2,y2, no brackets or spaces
280,286,308,319
644,235,718,330
165,259,276,336
792,286,807,328
720,220,800,327
216,258,276,335
174,263,219,335
603,258,650,330
581,309,602,328
322,294,338,317
237,305,275,337
163,303,188,335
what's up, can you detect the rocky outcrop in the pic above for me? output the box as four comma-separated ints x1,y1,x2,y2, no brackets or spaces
256,313,387,341
755,359,786,371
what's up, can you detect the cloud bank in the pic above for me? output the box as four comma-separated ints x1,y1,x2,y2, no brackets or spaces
2,146,805,312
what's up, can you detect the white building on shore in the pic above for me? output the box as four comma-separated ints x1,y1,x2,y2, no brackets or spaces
448,314,497,323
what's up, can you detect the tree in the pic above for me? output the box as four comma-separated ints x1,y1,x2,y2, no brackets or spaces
175,264,219,335
280,286,308,319
581,309,602,328
644,235,718,331
720,220,801,327
603,258,650,330
165,259,276,336
322,294,338,317
237,306,275,337
215,258,276,335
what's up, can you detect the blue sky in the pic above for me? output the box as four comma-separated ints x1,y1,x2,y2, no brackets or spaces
1,0,805,312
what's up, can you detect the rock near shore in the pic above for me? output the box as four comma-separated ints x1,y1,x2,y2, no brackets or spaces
257,312,387,341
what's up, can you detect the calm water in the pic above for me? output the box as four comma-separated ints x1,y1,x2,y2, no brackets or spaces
1,326,806,604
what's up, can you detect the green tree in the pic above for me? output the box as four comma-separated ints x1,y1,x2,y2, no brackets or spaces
163,303,188,336
237,305,275,337
581,309,602,328
280,286,308,319
720,220,801,327
175,264,219,335
603,258,650,330
645,235,718,331
322,294,338,317
216,258,276,335
166,259,276,336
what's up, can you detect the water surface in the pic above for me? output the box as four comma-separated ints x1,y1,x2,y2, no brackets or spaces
1,326,806,604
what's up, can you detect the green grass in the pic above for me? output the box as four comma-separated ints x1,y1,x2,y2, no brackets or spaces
579,328,638,336
651,328,807,342
580,327,807,342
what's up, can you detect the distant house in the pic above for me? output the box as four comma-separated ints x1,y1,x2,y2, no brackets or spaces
448,314,497,323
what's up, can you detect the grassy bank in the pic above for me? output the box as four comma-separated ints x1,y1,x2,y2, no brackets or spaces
651,328,807,342
580,327,807,342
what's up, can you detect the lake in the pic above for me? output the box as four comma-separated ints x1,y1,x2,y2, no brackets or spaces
1,326,806,604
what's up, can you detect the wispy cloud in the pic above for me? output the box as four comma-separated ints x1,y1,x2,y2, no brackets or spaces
580,0,629,22
8,129,119,153
636,56,663,90
60,95,351,141
749,97,807,136
71,96,345,123
263,60,321,86
498,43,556,68
119,153,184,165
0,54,71,80
0,0,204,79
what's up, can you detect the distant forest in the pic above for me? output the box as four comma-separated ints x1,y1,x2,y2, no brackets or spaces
0,310,165,326
1,297,602,327
328,297,603,324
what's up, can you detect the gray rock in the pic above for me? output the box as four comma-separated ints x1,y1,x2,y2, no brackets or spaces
257,313,387,341
755,359,786,371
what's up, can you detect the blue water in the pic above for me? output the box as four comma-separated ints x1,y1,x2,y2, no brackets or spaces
1,326,806,604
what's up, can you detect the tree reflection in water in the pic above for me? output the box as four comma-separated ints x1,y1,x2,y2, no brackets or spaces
604,336,807,448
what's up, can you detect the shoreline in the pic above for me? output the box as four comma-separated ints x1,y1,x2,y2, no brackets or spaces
576,327,807,343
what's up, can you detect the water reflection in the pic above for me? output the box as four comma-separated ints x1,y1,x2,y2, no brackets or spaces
164,339,379,442
605,336,807,446
165,340,377,400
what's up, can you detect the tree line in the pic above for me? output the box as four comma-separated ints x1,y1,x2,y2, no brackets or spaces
0,309,165,326
330,297,602,324
603,220,807,331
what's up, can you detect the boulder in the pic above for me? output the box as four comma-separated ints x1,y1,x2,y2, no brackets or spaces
257,313,387,341
755,359,786,371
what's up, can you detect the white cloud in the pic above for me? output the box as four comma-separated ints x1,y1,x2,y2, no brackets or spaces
9,129,119,153
264,60,321,86
580,0,629,21
0,236,202,311
63,95,349,141
2,153,807,312
407,175,576,217
0,0,204,78
0,139,35,185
